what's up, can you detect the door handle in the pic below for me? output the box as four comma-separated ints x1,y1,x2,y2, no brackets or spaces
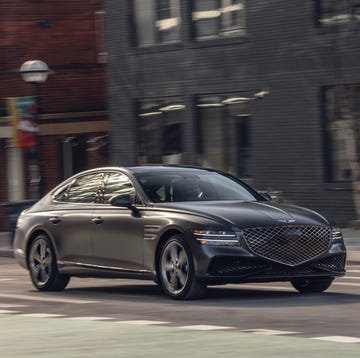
49,217,61,224
92,217,104,225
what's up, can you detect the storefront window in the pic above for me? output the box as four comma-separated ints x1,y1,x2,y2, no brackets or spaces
137,99,185,164
196,94,251,177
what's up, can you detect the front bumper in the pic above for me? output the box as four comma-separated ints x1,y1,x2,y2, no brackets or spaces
187,229,347,284
198,252,346,284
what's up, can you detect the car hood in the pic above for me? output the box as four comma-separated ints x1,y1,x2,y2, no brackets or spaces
156,201,329,228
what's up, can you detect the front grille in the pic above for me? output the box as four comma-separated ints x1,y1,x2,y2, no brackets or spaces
242,226,331,266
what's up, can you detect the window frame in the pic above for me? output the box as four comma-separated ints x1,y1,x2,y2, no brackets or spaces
321,84,360,184
314,0,360,27
136,97,186,165
195,93,252,178
191,0,246,41
132,0,182,48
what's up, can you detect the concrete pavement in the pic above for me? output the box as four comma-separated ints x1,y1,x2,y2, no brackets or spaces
1,229,359,263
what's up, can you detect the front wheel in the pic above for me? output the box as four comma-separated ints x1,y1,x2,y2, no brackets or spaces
159,235,206,300
291,277,334,293
28,234,70,291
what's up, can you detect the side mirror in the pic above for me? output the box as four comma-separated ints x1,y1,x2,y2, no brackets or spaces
258,191,272,201
109,194,133,208
109,194,141,217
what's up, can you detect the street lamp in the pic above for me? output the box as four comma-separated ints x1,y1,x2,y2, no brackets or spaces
20,60,50,200
20,60,49,82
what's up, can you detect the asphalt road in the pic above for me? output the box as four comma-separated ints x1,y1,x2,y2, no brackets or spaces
1,256,360,357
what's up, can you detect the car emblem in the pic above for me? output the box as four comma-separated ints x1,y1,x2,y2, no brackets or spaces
277,219,295,223
281,228,302,241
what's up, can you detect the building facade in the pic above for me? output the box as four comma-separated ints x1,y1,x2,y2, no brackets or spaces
105,0,360,225
0,0,109,230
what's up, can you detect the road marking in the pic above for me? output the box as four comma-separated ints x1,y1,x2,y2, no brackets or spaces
312,336,360,343
239,329,299,335
0,304,27,308
347,270,360,273
116,320,170,325
0,279,15,281
67,317,114,321
20,313,67,318
340,276,360,280
0,310,19,314
234,282,360,290
333,282,360,287
228,284,292,291
0,293,99,304
178,325,234,331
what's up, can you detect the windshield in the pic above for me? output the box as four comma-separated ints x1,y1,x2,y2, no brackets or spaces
135,171,260,203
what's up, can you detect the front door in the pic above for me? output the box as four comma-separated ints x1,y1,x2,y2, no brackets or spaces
90,171,144,270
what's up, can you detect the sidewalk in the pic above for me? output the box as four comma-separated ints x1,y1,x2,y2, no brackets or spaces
1,229,359,263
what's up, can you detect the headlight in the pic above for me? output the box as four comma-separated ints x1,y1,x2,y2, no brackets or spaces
193,229,239,246
331,227,343,244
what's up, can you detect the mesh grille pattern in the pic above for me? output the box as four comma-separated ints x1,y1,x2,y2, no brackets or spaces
242,226,331,266
209,258,268,276
315,253,346,271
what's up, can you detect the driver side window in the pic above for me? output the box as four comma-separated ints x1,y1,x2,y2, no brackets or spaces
103,172,137,204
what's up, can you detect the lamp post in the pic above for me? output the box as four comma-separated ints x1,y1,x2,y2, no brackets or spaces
20,60,50,200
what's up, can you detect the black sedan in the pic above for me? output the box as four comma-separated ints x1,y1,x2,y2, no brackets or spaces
14,166,346,299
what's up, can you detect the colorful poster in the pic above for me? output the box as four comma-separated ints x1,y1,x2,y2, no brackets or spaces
6,96,39,148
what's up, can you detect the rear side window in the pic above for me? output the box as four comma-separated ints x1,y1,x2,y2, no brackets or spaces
54,173,104,203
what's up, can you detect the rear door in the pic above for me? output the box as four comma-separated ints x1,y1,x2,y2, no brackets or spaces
48,172,104,264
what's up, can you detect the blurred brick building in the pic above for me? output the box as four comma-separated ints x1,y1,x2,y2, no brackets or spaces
104,0,360,225
0,0,109,230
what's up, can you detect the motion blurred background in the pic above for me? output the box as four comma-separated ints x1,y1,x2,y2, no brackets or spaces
1,0,360,231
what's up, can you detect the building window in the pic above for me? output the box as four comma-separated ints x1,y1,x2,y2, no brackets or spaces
61,134,109,180
137,99,185,164
192,0,246,40
316,0,360,25
323,85,360,182
196,94,250,178
134,0,181,47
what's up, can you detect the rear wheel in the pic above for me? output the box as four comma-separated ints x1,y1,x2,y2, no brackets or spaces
159,235,206,300
28,234,70,291
291,277,334,293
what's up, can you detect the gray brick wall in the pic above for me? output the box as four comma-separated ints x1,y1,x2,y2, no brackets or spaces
105,0,360,224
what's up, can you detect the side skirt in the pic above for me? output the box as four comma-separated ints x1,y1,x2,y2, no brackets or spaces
57,260,156,280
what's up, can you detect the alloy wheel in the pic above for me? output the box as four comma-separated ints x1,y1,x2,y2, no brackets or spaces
160,240,189,295
29,237,53,287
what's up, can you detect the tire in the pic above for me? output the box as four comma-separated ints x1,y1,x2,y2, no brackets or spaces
291,277,334,293
159,235,206,300
27,234,70,291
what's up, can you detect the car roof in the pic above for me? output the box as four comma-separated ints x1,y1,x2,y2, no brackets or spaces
126,165,217,175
